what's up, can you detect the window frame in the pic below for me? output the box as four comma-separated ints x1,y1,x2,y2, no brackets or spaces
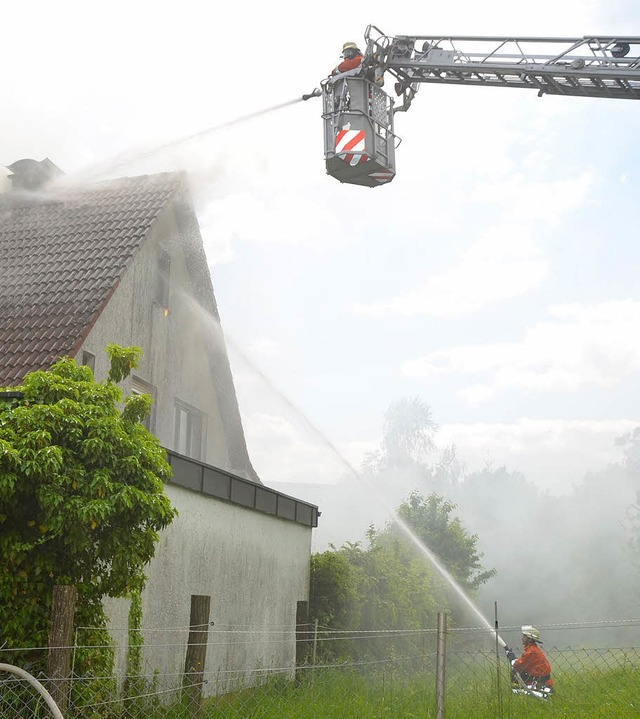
174,399,205,460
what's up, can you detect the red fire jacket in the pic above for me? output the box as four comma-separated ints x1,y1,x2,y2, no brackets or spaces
514,644,554,688
333,54,363,74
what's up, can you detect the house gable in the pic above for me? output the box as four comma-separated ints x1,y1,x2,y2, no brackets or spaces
0,168,260,482
0,172,183,385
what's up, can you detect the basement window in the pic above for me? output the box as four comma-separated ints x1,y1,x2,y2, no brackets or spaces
174,399,204,460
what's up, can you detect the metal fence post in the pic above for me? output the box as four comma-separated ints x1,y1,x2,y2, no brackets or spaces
312,618,318,684
436,612,447,719
495,602,503,719
295,600,309,683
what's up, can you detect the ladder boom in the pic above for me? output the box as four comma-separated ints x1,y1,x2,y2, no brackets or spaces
364,27,640,106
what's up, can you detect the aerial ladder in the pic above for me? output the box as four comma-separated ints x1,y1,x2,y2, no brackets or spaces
306,27,640,187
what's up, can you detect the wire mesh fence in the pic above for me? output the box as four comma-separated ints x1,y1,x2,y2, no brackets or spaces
1,620,639,719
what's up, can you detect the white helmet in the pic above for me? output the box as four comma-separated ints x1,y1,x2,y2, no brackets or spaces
521,625,542,642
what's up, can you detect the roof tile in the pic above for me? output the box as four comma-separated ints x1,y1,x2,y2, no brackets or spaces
0,172,183,386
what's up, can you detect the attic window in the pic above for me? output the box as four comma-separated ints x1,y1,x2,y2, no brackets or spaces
156,249,171,310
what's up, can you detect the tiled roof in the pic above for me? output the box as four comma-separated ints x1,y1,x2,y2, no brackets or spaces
0,172,184,386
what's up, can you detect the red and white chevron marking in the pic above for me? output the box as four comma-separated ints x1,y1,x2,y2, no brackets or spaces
335,129,369,166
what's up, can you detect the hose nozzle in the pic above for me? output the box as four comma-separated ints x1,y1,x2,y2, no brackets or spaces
302,88,322,101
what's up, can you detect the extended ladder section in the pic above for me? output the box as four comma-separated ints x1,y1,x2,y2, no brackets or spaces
364,26,640,109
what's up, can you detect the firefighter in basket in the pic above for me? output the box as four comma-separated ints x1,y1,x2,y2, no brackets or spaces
331,41,364,75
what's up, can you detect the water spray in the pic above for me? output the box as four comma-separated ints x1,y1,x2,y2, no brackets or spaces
82,97,307,181
181,292,507,647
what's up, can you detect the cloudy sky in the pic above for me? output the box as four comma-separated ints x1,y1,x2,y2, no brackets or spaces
4,0,640,545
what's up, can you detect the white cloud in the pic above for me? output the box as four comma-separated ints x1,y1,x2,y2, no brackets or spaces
403,300,640,400
350,163,594,320
471,172,594,224
353,224,548,317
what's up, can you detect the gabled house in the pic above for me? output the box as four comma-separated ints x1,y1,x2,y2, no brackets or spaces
0,158,318,689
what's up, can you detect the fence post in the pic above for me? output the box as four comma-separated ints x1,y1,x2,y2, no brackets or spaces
182,595,211,717
494,602,503,719
312,618,318,666
295,600,309,683
435,612,447,719
47,584,77,714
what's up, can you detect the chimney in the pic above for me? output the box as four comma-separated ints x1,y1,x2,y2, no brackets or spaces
6,158,63,191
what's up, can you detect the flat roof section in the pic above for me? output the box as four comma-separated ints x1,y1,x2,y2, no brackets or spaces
166,450,320,528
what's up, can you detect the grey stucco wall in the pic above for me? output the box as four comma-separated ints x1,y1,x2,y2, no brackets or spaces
78,192,314,689
77,201,231,470
105,483,311,693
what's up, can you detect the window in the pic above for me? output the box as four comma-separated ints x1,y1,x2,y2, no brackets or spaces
174,400,204,460
81,351,95,374
131,376,157,432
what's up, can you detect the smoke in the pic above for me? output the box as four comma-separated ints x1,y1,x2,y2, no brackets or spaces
265,401,640,648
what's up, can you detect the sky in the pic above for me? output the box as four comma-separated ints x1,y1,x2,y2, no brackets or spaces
3,0,640,549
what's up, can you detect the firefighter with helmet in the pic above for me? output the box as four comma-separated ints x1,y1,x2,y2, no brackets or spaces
332,41,363,74
504,626,554,694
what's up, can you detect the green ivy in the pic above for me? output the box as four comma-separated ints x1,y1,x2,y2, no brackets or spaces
0,346,178,670
127,590,144,678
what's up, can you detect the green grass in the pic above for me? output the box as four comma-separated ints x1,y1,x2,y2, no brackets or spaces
56,650,639,719
141,660,638,719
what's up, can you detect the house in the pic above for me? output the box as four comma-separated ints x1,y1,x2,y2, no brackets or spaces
0,158,319,691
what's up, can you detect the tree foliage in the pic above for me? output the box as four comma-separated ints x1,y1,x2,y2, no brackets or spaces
382,396,438,465
389,491,496,591
0,347,177,655
363,396,438,475
309,491,494,659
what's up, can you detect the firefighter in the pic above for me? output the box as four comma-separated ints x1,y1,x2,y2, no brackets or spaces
505,626,554,694
332,41,363,75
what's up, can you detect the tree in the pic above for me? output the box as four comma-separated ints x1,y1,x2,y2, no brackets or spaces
616,426,640,483
310,538,439,660
388,491,496,592
430,443,466,492
308,492,494,659
310,547,361,630
382,397,438,466
0,345,177,657
363,397,438,475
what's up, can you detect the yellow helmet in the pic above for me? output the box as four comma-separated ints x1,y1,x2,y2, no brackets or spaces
521,625,542,642
343,41,359,52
